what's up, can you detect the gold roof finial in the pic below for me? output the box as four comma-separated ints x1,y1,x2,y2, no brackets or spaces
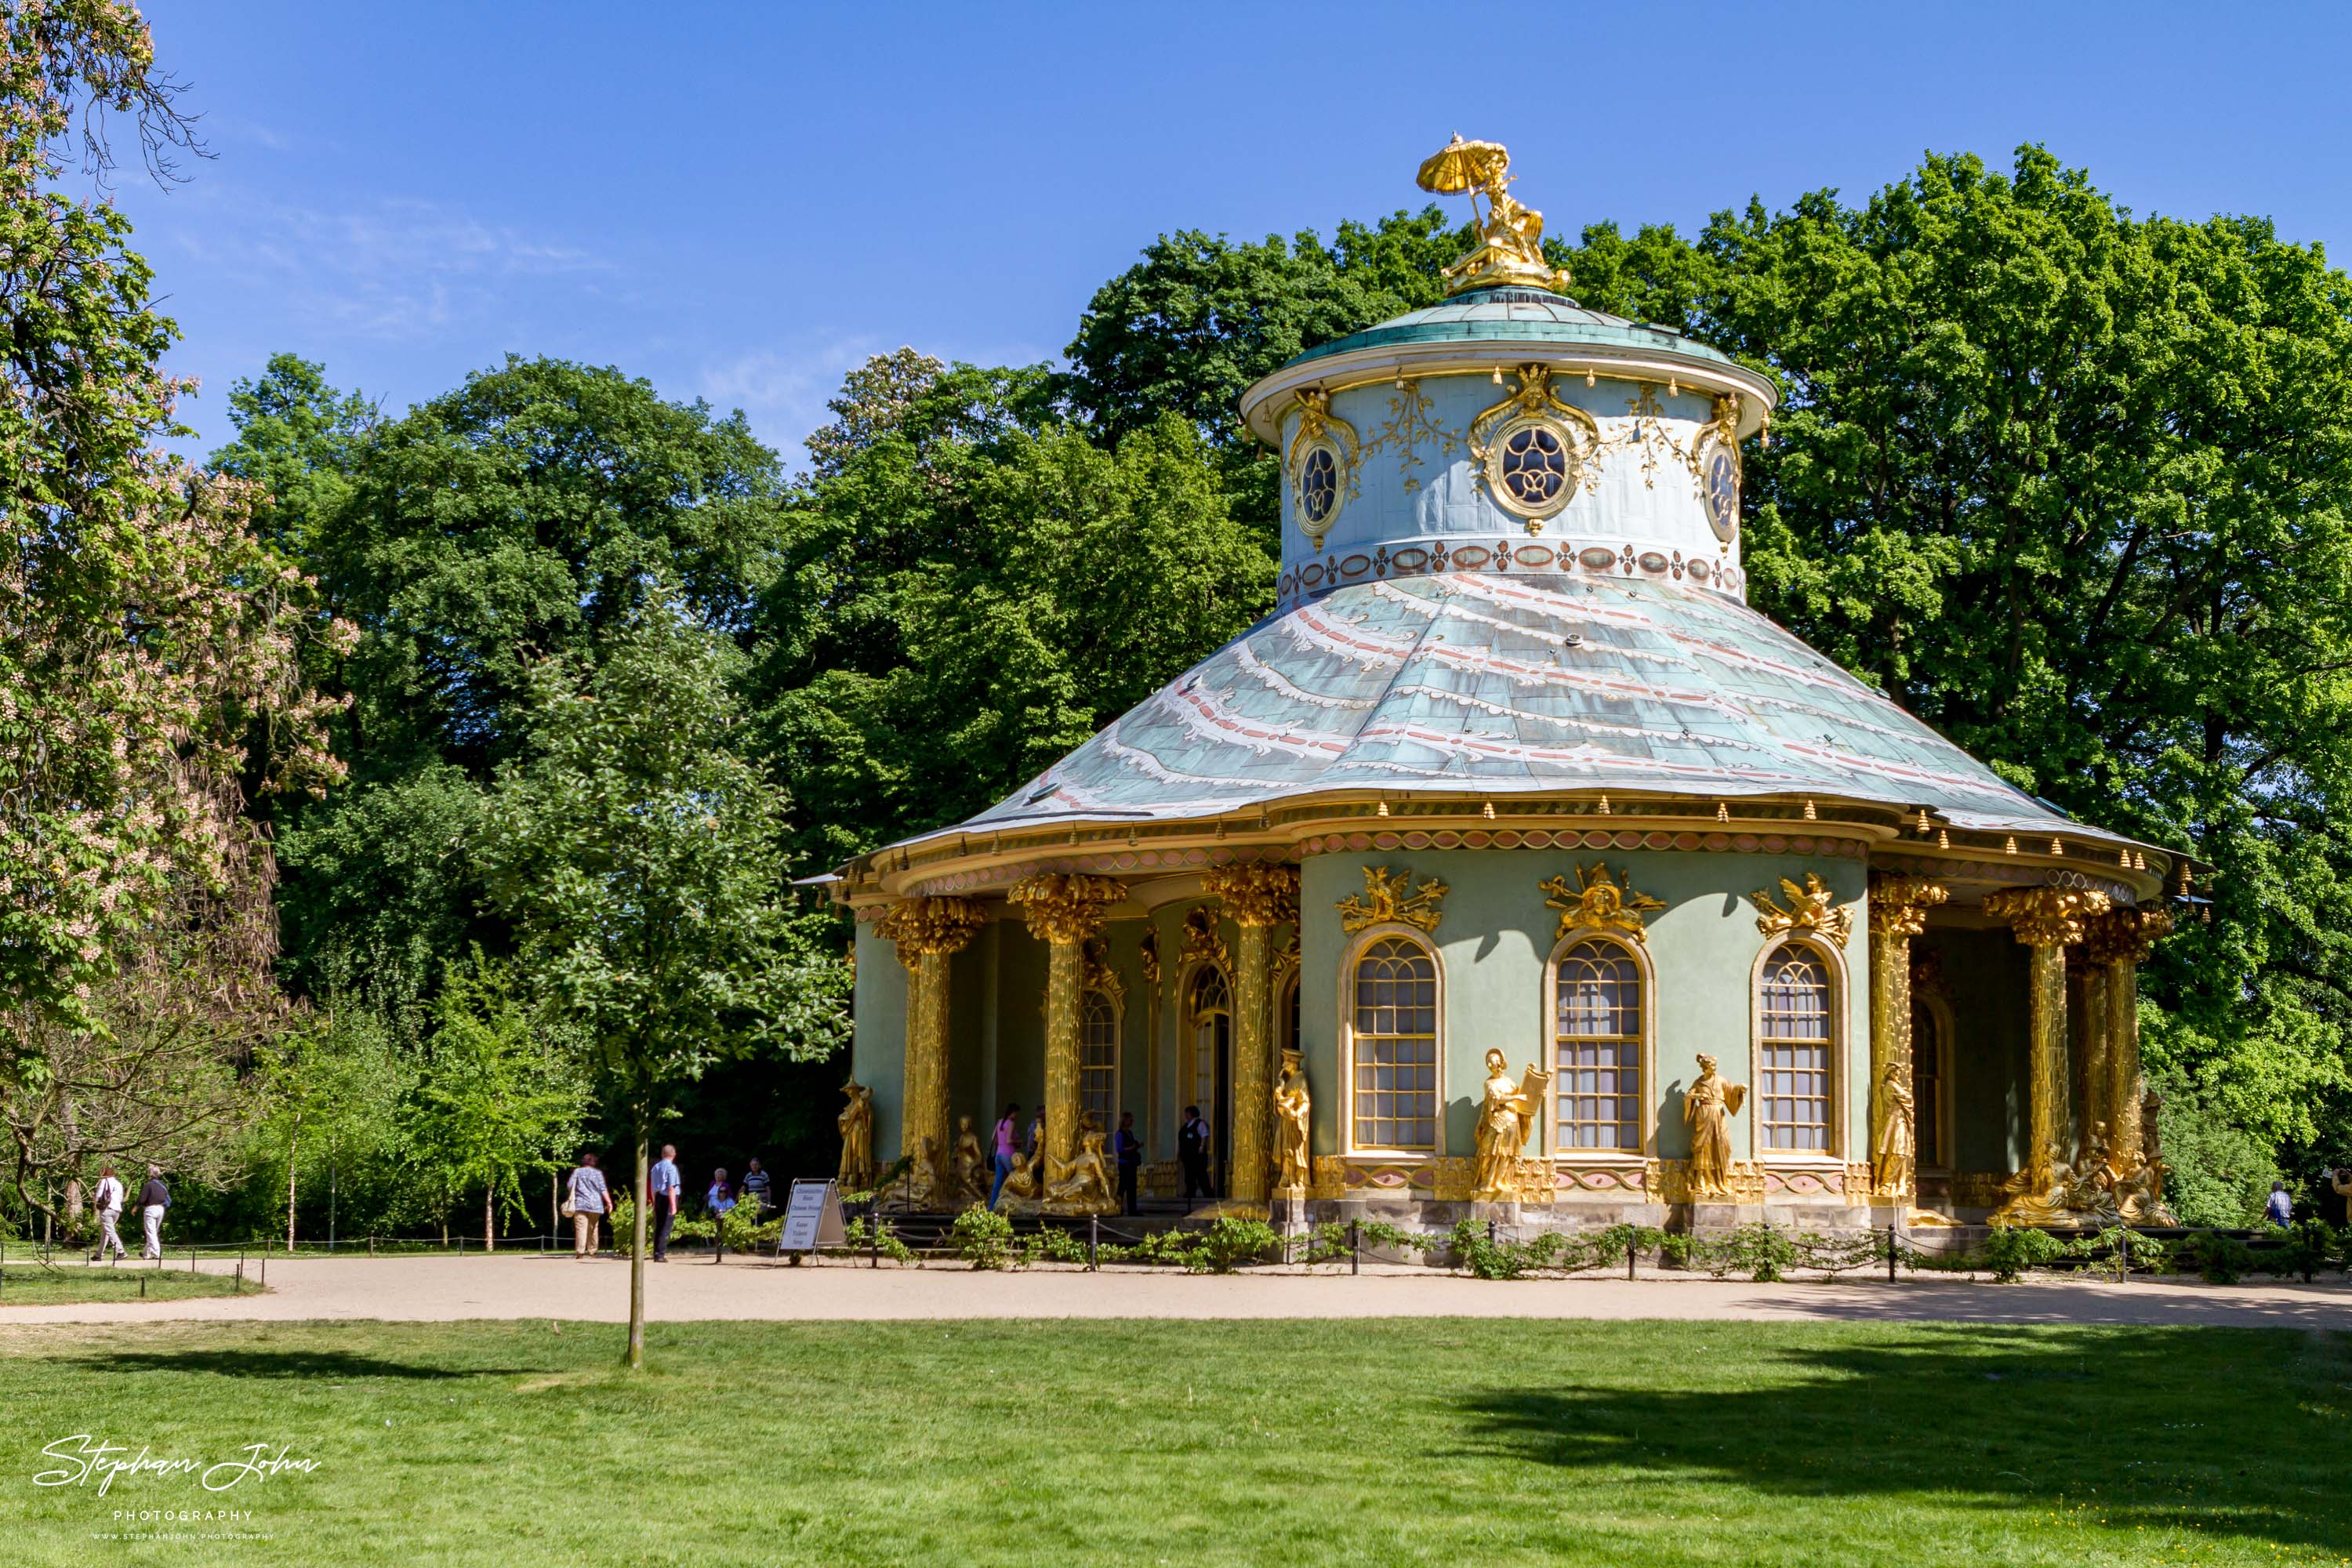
1416,133,1572,296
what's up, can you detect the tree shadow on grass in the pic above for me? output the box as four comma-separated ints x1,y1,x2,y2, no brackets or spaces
71,1348,535,1381
1455,1324,2350,1555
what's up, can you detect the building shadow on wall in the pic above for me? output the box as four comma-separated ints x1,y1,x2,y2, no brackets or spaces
1453,1323,2350,1555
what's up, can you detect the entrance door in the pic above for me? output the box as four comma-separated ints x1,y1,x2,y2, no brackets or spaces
1189,967,1233,1199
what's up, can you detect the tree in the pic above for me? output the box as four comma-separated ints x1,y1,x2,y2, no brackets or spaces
752,382,1274,866
408,950,586,1250
480,596,844,1367
257,1001,416,1250
1,4,344,1037
209,352,379,561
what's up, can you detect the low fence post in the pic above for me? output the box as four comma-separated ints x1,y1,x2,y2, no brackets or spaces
1627,1235,1637,1280
1886,1222,1896,1284
1350,1218,1360,1276
2121,1226,2132,1279
869,1198,880,1269
1088,1215,1099,1272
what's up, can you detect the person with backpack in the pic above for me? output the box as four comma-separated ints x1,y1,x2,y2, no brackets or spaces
1179,1105,1213,1209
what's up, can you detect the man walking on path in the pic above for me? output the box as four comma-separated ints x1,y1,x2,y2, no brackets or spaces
2266,1181,2294,1226
138,1165,170,1260
649,1144,681,1261
565,1152,611,1259
90,1165,126,1262
1179,1105,1212,1210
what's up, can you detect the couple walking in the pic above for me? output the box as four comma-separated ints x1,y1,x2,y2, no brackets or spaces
89,1164,170,1261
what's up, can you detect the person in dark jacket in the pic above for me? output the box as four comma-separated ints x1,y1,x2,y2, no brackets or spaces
1114,1112,1145,1216
1178,1105,1212,1209
138,1165,171,1259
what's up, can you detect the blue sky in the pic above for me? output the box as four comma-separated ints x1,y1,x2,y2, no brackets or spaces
118,2,2352,469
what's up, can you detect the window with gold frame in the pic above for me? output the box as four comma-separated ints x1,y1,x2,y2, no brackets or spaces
1350,935,1438,1151
1080,989,1118,1129
1553,938,1642,1151
1757,942,1835,1152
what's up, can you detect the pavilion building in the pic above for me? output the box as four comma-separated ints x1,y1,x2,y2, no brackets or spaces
832,143,2180,1232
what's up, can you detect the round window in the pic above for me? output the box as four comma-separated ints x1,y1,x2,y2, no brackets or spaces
1482,415,1583,521
1301,445,1338,524
1700,435,1740,543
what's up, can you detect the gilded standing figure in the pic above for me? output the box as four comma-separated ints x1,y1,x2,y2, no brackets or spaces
1684,1054,1745,1199
1273,1050,1312,1196
1472,1048,1549,1202
837,1080,874,1190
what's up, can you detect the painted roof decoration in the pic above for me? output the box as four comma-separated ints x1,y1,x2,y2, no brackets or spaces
939,570,2122,846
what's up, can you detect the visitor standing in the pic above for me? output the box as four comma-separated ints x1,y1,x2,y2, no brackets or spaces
138,1164,169,1259
1115,1112,1143,1216
1179,1105,1212,1209
648,1144,682,1261
90,1164,126,1262
2266,1180,2293,1226
565,1152,611,1260
739,1158,771,1215
989,1103,1021,1209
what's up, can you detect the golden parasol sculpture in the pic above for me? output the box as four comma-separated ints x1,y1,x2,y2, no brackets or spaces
1415,134,1572,296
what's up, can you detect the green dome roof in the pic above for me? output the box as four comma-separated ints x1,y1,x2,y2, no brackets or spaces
1287,287,1743,376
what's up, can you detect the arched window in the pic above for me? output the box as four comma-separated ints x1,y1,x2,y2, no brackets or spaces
1758,944,1835,1152
1351,936,1438,1151
1554,938,1642,1150
1911,996,1944,1169
1279,970,1301,1056
1080,991,1118,1128
1187,967,1230,1125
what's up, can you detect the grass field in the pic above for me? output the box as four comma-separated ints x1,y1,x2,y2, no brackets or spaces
2,1317,2344,1566
0,1267,261,1307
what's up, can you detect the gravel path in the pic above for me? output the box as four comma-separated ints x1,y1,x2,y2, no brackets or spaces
2,1254,2347,1329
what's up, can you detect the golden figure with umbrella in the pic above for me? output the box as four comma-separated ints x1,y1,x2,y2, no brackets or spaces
1416,135,1572,295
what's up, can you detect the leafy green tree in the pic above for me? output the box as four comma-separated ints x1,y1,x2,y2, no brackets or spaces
480,596,844,1367
753,375,1273,865
408,950,587,1250
209,352,379,561
258,1002,418,1249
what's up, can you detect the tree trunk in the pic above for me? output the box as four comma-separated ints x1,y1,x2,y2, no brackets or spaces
626,1121,649,1370
485,1185,495,1254
285,1123,300,1250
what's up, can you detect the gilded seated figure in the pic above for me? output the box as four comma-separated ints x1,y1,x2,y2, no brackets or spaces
1045,1128,1115,1213
1684,1054,1745,1200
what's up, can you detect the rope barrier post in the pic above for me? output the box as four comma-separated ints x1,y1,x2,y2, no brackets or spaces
1627,1234,1637,1280
1088,1215,1099,1272
2121,1226,2132,1279
1350,1218,1360,1275
1886,1222,1896,1284
1486,1218,1497,1250
869,1197,880,1269
260,1245,266,1290
140,1273,147,1299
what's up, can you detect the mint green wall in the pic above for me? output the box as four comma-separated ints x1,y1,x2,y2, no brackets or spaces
851,924,909,1163
1301,849,1871,1165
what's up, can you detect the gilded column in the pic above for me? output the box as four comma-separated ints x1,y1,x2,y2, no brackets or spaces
1983,886,2109,1200
1867,875,1947,1201
2087,906,2172,1177
873,896,989,1203
1203,862,1300,1207
1008,873,1127,1179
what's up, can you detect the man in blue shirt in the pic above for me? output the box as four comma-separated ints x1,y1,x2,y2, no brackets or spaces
648,1144,682,1261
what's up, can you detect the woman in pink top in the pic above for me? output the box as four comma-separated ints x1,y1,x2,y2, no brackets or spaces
989,1103,1021,1210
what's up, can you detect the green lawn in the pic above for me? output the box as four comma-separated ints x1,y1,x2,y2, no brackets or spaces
1,1318,2344,1566
0,1266,261,1307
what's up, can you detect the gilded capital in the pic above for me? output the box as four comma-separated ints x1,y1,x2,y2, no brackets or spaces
2085,905,2174,965
1984,885,2111,948
1007,873,1126,947
1867,874,1948,939
1203,861,1299,929
873,895,988,964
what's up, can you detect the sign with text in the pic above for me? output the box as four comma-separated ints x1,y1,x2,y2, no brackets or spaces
779,1178,847,1254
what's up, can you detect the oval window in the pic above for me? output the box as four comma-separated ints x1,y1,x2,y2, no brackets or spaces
1301,445,1338,524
